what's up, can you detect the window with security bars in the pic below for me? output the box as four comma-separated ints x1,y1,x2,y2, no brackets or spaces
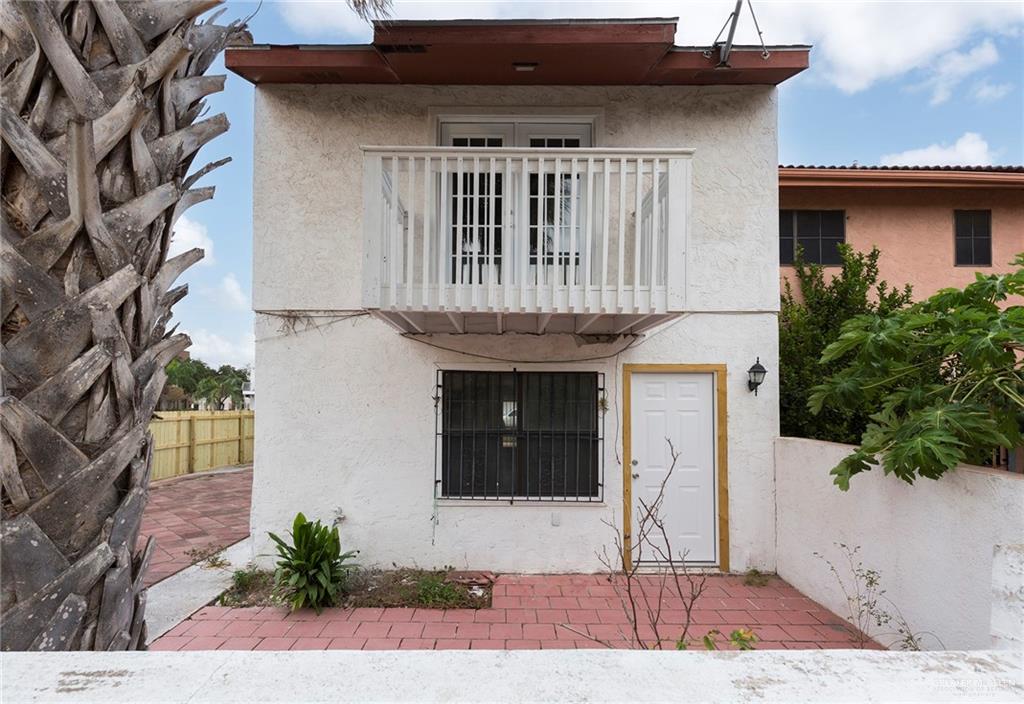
779,210,845,265
954,210,992,266
450,137,505,284
437,371,604,501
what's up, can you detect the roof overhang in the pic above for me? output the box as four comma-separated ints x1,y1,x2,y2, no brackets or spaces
779,167,1024,190
226,18,809,86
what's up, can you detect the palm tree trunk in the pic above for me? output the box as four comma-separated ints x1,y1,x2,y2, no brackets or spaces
1,0,248,651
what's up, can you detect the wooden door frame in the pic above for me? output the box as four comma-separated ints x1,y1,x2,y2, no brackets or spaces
621,364,730,573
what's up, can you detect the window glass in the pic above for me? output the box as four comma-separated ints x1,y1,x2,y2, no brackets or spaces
779,210,846,265
954,210,992,266
440,371,602,500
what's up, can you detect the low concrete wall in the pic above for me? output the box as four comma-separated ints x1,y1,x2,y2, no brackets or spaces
991,544,1024,650
4,650,1022,703
775,437,1024,650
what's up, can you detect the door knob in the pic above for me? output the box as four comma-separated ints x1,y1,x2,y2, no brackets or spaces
631,473,639,479
631,459,638,466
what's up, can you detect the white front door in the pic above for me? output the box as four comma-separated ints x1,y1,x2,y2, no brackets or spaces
630,372,718,565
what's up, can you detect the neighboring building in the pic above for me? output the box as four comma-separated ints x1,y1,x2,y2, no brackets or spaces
157,384,190,411
227,18,809,573
778,166,1024,297
242,380,255,411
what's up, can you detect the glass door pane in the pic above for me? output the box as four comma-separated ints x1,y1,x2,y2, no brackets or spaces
441,124,513,285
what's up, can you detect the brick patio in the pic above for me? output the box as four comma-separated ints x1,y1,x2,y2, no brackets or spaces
150,573,874,651
137,466,253,587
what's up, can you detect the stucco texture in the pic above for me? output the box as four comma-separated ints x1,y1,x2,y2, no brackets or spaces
780,187,1024,300
253,85,780,313
252,314,779,573
775,437,1024,650
250,84,781,573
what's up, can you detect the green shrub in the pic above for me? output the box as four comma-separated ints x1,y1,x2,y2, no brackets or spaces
268,513,358,612
780,245,912,442
810,255,1024,489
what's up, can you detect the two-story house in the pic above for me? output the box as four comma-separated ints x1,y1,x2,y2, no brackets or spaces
778,165,1024,297
227,18,810,573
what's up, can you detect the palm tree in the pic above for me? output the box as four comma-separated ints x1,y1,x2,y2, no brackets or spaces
0,0,389,654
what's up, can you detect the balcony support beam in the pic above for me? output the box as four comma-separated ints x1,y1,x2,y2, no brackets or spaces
575,314,601,334
446,312,464,334
372,311,410,334
537,313,553,334
613,314,652,335
396,311,425,334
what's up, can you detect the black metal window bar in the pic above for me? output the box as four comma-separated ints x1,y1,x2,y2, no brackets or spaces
448,137,584,287
450,137,504,285
436,370,605,502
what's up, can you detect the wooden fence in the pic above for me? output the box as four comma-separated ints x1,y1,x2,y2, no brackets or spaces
149,411,254,481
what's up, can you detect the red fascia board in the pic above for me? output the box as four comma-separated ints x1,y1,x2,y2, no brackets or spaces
647,48,810,85
225,46,397,84
779,167,1024,189
225,42,810,87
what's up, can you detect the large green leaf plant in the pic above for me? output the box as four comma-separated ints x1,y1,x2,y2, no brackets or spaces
810,255,1024,490
269,513,358,612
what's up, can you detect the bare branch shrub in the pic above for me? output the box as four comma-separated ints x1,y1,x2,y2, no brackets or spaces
815,543,944,650
566,439,756,651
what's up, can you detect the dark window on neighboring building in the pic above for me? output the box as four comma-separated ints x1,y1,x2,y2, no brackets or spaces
779,210,845,265
954,210,992,266
438,371,603,501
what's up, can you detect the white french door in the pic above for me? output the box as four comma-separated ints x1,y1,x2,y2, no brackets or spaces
630,372,718,565
440,120,593,288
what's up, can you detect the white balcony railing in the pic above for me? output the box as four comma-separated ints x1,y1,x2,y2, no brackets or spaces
362,147,692,315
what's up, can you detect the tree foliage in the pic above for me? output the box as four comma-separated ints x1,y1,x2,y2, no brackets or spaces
780,246,913,442
166,357,213,395
810,255,1024,490
166,358,248,408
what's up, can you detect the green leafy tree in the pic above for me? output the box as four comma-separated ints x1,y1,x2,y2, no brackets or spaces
780,246,913,442
166,357,214,396
195,365,250,409
810,255,1024,490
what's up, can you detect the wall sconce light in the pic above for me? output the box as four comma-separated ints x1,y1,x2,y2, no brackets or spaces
747,358,767,395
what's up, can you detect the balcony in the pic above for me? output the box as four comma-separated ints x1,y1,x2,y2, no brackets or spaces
362,147,692,334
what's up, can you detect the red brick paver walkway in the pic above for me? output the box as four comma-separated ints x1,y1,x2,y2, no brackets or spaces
151,573,875,651
137,467,253,587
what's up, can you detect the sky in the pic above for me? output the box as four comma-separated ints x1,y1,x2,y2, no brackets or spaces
175,0,1024,370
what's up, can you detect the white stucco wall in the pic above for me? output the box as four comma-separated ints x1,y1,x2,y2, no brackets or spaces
253,85,779,313
250,84,781,573
252,314,779,573
991,544,1024,649
775,437,1024,650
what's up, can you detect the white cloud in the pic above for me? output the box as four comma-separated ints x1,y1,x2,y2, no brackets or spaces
275,1,1024,94
972,78,1013,101
168,214,215,266
880,132,995,167
921,40,998,105
218,273,250,311
186,328,255,369
277,0,372,37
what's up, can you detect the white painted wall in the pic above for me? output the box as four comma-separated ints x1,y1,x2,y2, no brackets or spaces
253,85,780,313
252,314,779,573
991,544,1024,650
775,437,1024,650
250,84,781,573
